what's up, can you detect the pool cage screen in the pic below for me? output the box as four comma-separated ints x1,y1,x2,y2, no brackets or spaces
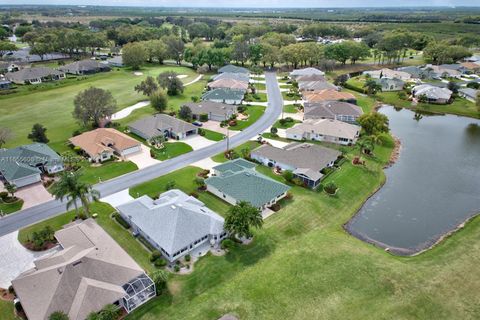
122,273,156,313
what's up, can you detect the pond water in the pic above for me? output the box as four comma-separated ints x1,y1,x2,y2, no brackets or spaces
346,106,480,255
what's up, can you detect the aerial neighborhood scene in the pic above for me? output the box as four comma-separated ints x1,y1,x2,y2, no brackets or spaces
0,1,480,320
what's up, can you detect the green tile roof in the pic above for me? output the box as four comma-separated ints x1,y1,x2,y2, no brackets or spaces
202,88,245,101
206,159,290,208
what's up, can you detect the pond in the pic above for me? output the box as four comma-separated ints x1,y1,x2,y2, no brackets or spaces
346,106,480,255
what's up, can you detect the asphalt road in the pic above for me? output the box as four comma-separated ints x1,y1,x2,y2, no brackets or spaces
0,72,284,236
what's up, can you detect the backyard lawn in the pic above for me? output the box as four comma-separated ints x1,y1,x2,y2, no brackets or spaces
229,106,265,131
150,142,193,161
0,64,202,148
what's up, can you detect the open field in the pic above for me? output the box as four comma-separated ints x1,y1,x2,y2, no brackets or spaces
0,64,202,148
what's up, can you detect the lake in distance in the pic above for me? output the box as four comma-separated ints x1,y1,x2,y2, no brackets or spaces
346,106,480,255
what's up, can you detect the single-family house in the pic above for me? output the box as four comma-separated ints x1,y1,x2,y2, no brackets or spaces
117,189,227,263
69,128,142,163
128,114,198,141
251,142,341,189
298,80,338,91
12,219,156,320
0,143,64,188
59,59,111,75
412,84,453,104
290,67,325,79
438,64,468,74
218,64,250,74
363,68,411,81
106,55,124,67
5,67,65,84
397,66,436,80
426,64,462,79
0,61,26,74
208,78,249,91
205,159,290,212
304,100,363,124
303,89,357,104
212,72,250,83
460,62,480,74
183,101,237,122
459,88,479,102
286,119,361,145
202,88,245,105
375,77,405,91
0,80,12,90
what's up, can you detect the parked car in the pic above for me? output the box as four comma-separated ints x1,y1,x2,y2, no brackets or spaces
192,121,203,127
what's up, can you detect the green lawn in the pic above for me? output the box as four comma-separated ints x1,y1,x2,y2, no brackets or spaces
379,92,480,119
202,129,225,142
211,141,261,163
1,64,201,148
245,92,268,103
78,160,138,185
253,82,266,91
0,299,19,320
0,199,24,215
283,104,299,113
129,166,231,217
229,106,265,131
346,89,378,114
282,91,301,102
273,119,301,129
150,142,193,161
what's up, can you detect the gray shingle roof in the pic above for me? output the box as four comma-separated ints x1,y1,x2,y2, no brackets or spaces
128,114,197,139
183,101,237,117
290,67,325,77
252,143,341,181
218,64,250,74
202,88,245,102
59,59,110,73
299,80,338,91
206,159,290,208
5,67,64,82
117,189,224,256
212,72,250,83
0,143,62,181
304,101,363,119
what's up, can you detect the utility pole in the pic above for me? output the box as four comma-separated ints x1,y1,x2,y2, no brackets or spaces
225,112,230,153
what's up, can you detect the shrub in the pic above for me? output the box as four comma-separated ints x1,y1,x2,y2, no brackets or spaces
237,105,246,113
221,238,235,250
150,250,162,262
165,181,176,190
154,258,167,268
292,177,305,187
113,212,131,229
270,203,281,211
174,265,180,272
282,170,294,182
184,254,191,262
324,182,338,195
467,82,480,89
0,191,8,200
284,192,293,200
198,128,205,136
397,91,407,100
199,113,209,122
228,120,237,127
77,212,88,220
189,191,199,198
270,127,278,135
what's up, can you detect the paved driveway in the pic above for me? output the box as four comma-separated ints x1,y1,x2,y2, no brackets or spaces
0,231,59,289
14,183,54,210
100,189,134,208
126,144,161,169
183,135,216,150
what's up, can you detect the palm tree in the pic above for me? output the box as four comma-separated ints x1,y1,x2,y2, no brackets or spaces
51,172,99,218
363,79,382,95
224,201,263,239
5,183,17,199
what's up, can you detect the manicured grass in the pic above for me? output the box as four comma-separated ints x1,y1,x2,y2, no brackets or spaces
0,299,19,320
202,129,225,142
253,82,266,91
0,64,201,148
18,201,154,273
0,199,24,215
229,106,265,131
379,92,480,119
282,91,301,101
245,92,268,103
346,89,378,114
211,141,261,163
150,142,193,161
78,160,138,185
129,166,231,217
283,104,299,113
273,118,301,129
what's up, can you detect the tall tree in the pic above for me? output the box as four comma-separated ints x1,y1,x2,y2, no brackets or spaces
48,311,70,320
28,123,49,143
178,105,192,121
134,76,158,96
157,71,184,96
73,87,117,128
122,42,147,70
150,269,168,295
357,112,389,135
0,127,13,148
163,35,185,65
150,90,168,113
0,41,17,56
224,201,263,239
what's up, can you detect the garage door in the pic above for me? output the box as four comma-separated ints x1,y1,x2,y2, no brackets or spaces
121,145,142,156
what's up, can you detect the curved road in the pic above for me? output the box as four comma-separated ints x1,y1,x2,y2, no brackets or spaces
0,72,284,236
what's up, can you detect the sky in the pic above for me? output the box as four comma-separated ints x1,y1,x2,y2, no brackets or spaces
0,0,478,8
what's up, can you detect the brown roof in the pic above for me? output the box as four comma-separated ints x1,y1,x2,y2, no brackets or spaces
295,74,326,82
461,62,480,70
208,78,249,90
303,89,356,103
12,219,145,320
69,128,140,158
